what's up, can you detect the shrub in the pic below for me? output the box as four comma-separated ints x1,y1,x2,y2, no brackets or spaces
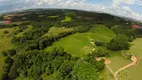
95,40,104,46
2,51,8,57
3,30,9,34
7,49,16,57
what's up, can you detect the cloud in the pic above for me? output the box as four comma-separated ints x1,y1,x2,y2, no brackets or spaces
113,0,142,6
0,0,142,22
105,5,142,21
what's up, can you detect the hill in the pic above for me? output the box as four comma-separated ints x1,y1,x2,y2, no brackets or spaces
0,9,142,80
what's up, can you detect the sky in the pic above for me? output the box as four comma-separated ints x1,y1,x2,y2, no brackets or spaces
0,0,142,21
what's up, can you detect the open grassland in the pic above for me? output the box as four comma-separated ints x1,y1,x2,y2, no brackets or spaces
104,38,142,80
107,54,131,72
100,68,114,80
43,27,73,37
61,16,71,22
0,27,18,78
117,38,142,80
45,25,116,57
16,25,32,37
0,27,18,53
90,24,116,38
102,52,131,80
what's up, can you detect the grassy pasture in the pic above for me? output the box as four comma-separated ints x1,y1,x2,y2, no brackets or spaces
101,52,131,80
117,38,142,80
61,16,71,22
45,25,116,57
108,54,131,72
0,27,18,78
43,27,73,37
104,38,142,80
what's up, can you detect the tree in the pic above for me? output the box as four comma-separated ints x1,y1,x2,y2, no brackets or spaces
46,67,54,75
7,49,16,57
95,40,104,46
4,57,14,66
8,69,19,79
3,30,9,34
2,51,8,57
91,47,108,57
58,60,75,79
71,60,100,80
1,73,10,80
107,34,130,51
95,60,105,71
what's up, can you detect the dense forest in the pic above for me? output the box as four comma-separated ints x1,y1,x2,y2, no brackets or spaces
0,9,142,80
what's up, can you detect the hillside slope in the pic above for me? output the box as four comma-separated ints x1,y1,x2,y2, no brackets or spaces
0,9,142,80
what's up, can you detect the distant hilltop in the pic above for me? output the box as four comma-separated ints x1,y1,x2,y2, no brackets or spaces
3,13,30,20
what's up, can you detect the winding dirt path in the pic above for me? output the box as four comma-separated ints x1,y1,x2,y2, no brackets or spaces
89,39,138,80
90,39,114,75
114,56,138,80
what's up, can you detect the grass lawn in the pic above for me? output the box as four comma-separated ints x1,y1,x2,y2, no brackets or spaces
0,27,18,78
61,16,71,22
45,25,116,57
43,27,73,37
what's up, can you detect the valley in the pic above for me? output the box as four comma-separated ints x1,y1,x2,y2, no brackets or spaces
0,9,142,80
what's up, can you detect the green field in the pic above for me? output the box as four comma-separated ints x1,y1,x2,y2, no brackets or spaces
61,16,71,22
108,53,131,72
103,38,142,80
45,25,116,57
0,27,18,78
117,38,142,80
101,52,131,80
43,27,73,37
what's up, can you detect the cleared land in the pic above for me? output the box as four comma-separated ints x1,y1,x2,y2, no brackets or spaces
114,56,138,80
45,25,116,57
104,38,142,80
43,27,73,37
117,38,142,80
102,53,130,80
61,16,71,22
